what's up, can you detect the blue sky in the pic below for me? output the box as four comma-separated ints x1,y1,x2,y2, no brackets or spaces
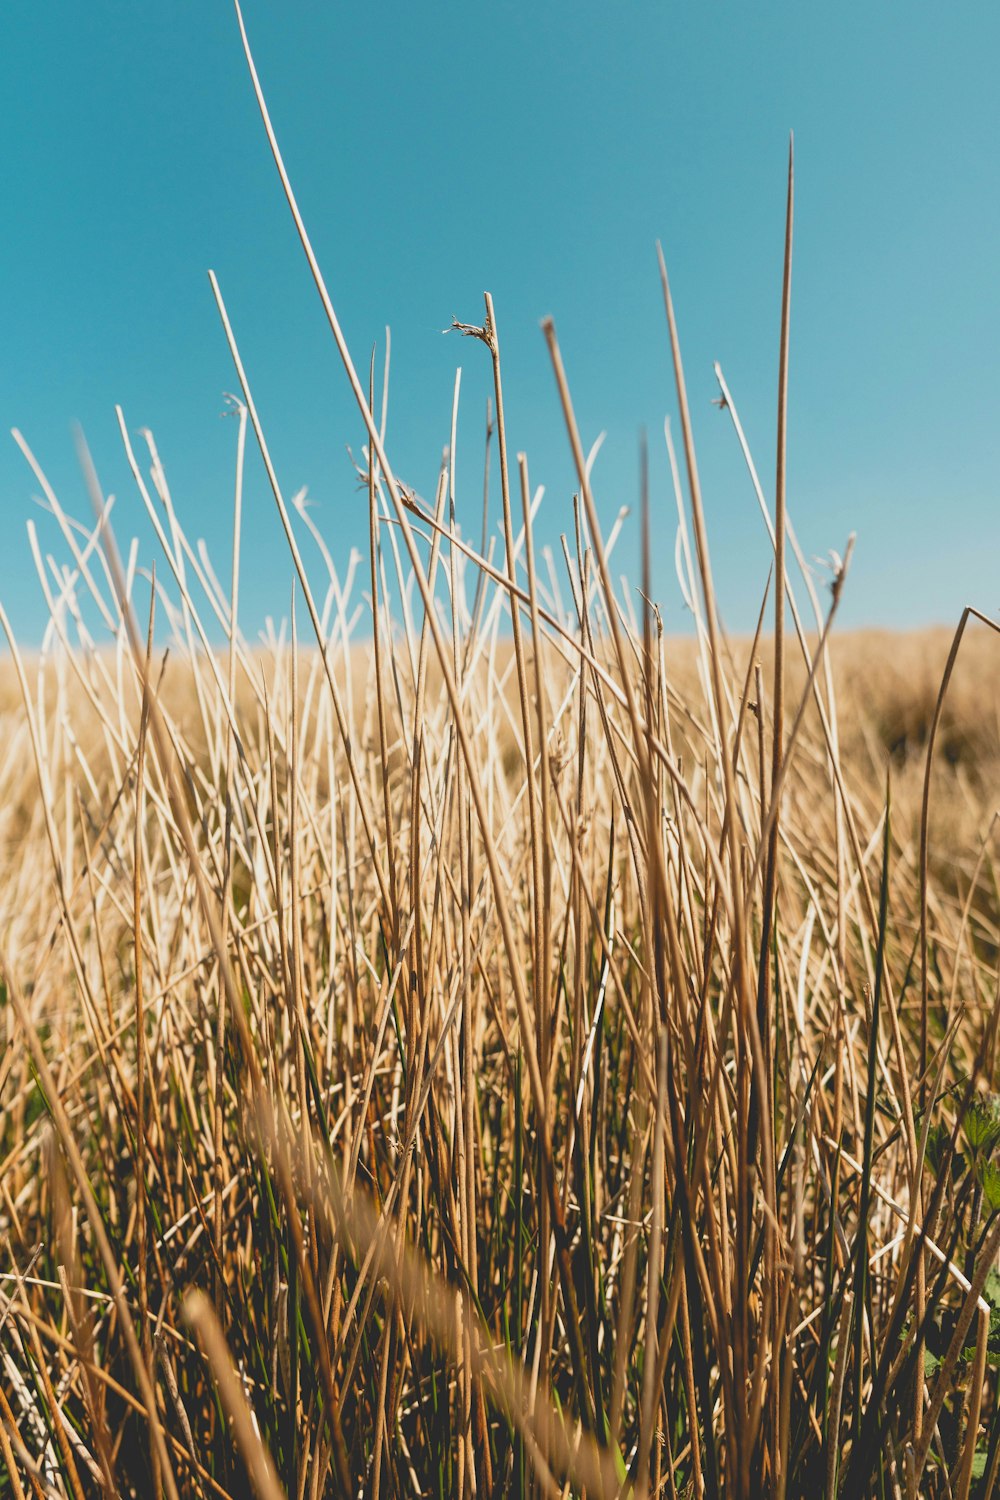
2,3,997,645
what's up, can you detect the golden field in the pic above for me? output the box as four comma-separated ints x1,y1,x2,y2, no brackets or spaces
0,530,998,1498
1,20,998,1494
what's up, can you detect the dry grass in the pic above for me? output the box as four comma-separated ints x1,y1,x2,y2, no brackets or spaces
2,11,1000,1500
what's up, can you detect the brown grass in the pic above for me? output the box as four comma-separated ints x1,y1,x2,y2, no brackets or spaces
1,10,999,1497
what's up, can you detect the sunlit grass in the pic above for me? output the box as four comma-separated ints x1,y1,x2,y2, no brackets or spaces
1,10,999,1500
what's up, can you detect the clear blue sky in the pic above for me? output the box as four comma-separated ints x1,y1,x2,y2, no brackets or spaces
2,3,998,645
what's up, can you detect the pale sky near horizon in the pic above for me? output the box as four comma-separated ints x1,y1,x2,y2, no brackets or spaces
2,3,998,646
